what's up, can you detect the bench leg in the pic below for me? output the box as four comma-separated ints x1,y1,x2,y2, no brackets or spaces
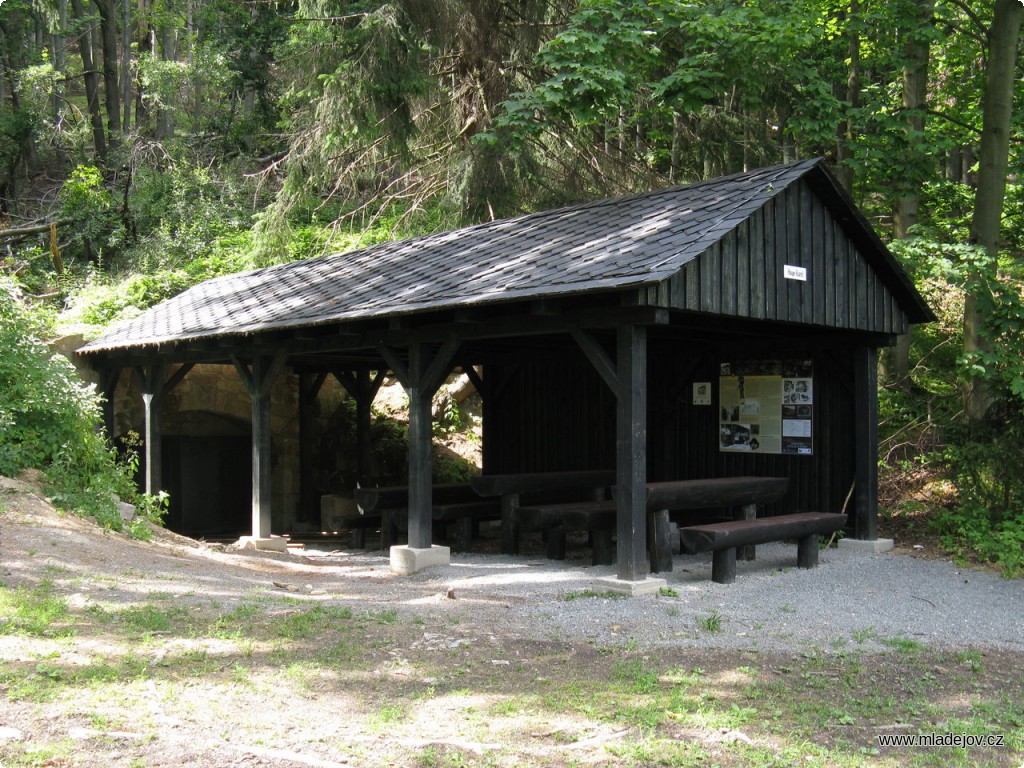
739,503,756,562
381,512,399,549
501,494,519,555
592,529,615,566
797,534,820,569
546,527,567,560
351,528,366,549
453,517,474,552
711,548,737,584
648,509,673,573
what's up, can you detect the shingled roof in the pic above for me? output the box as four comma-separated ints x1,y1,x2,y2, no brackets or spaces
81,158,925,354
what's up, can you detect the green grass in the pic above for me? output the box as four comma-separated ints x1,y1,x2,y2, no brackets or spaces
271,605,353,639
561,589,626,601
697,610,722,632
0,581,75,637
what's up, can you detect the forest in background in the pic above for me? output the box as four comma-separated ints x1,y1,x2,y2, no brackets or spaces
0,0,1022,573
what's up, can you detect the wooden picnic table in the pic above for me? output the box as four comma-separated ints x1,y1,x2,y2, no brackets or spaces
631,476,789,571
470,470,616,555
349,483,502,550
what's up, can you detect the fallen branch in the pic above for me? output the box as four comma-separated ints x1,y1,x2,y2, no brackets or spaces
0,219,73,240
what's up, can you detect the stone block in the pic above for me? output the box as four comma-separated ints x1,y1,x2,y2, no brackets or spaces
234,535,289,553
837,537,894,554
591,575,668,597
390,545,451,575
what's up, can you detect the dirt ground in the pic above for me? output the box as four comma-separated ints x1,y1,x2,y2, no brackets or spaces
1,473,1021,768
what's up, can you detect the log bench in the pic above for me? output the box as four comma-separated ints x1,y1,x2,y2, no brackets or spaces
678,512,847,584
432,500,502,551
515,500,617,564
346,484,502,550
470,470,616,555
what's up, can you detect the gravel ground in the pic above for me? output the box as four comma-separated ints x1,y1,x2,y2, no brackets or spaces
299,538,1024,655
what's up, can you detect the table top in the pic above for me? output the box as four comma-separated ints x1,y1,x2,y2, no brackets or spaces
641,476,790,510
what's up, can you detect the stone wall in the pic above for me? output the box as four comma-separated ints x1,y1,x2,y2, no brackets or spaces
115,364,360,532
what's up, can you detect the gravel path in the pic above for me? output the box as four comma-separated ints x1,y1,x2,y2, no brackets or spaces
302,541,1024,655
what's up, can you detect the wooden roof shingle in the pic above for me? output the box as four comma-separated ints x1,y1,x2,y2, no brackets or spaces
81,158,929,354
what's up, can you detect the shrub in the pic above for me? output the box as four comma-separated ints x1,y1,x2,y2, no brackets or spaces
0,277,159,535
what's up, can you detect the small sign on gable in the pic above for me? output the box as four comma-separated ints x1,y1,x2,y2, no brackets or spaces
784,264,808,281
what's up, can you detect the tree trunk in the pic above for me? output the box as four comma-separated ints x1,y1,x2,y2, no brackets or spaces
155,21,178,139
964,0,1022,425
52,0,68,126
94,0,121,146
835,0,860,194
121,0,131,130
70,0,107,161
888,0,935,385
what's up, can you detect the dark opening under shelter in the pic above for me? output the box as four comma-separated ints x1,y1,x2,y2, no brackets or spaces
79,158,933,585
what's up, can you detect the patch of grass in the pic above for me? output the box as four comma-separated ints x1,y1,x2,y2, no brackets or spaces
605,736,708,765
118,604,186,634
0,581,75,637
879,635,923,653
658,586,679,598
561,589,626,601
368,608,398,625
697,610,722,633
272,605,353,639
369,703,408,727
2,738,78,767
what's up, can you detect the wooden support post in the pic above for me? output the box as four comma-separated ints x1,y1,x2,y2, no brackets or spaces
298,372,327,524
133,362,194,497
616,324,648,581
406,343,433,549
379,336,460,550
234,354,286,539
573,325,651,581
135,363,169,496
853,346,879,540
334,369,387,485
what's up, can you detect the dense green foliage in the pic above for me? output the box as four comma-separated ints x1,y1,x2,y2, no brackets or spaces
0,279,163,536
0,0,1020,570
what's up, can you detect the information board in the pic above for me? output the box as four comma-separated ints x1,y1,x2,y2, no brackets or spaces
719,360,813,455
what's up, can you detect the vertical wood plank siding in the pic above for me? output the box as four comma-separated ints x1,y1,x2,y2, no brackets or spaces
651,180,910,336
484,343,857,525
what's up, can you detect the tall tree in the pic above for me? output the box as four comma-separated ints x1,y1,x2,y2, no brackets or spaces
964,0,1023,425
888,0,936,384
93,0,121,145
69,0,107,161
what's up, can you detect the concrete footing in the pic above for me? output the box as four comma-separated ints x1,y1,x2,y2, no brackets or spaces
837,537,894,554
234,535,290,553
390,545,451,575
592,575,668,597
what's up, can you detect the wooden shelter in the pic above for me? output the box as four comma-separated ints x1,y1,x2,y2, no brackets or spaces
79,158,933,584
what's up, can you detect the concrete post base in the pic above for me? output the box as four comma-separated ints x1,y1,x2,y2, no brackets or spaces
837,537,894,554
234,535,290,553
592,576,667,597
390,545,451,575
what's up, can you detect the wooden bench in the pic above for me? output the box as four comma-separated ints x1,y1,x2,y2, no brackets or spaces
350,484,501,550
678,512,847,584
432,500,502,551
471,470,616,555
515,500,617,564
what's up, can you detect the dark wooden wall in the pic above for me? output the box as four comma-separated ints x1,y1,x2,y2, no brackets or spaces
483,334,858,522
636,179,909,337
